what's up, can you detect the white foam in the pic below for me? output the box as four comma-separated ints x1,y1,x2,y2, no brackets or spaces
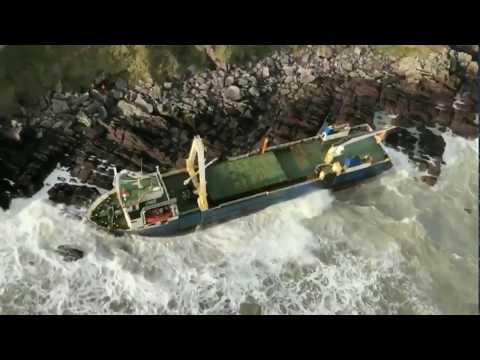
441,130,478,165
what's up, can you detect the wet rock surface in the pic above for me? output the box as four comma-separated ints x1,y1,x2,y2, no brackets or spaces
0,45,478,209
55,245,84,262
47,183,100,208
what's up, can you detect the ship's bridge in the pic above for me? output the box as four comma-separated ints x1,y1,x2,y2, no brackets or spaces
115,170,169,208
113,168,179,230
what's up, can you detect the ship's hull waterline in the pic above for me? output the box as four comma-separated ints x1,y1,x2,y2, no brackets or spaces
116,160,392,237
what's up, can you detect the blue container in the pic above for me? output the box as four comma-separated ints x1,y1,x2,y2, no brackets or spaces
323,126,335,136
344,156,362,168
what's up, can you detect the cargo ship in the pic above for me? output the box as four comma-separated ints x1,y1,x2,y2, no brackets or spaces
86,120,396,237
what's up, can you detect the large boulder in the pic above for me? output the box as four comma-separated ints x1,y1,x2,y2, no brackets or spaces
224,85,241,101
116,100,146,118
51,98,70,114
134,95,154,114
55,245,84,262
47,183,100,208
450,117,478,138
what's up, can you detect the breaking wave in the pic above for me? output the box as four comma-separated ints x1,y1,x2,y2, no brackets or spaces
0,133,477,314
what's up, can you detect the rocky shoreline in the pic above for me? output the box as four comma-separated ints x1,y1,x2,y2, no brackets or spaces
0,45,478,210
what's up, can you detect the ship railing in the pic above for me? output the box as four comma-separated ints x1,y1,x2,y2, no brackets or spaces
156,166,170,200
226,132,326,162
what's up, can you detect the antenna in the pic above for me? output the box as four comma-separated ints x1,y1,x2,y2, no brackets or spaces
140,157,143,174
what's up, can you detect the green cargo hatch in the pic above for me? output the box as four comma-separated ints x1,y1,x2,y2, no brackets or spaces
206,152,288,202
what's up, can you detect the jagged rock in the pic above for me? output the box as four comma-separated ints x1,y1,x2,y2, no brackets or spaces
90,89,107,105
298,68,316,84
418,127,446,158
116,100,145,118
134,95,154,114
224,85,241,101
450,117,478,138
421,175,437,186
51,99,70,114
248,87,260,97
238,77,249,87
48,183,100,207
55,245,84,262
70,93,90,109
95,105,108,121
151,84,162,99
262,66,270,78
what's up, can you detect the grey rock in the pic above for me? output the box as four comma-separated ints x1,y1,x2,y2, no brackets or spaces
298,68,315,84
164,82,172,89
248,87,260,97
115,78,128,91
262,66,270,78
238,77,249,87
283,65,295,76
95,106,108,121
224,85,242,101
117,100,145,118
198,98,207,108
111,89,124,100
70,93,90,108
55,245,84,262
90,89,107,104
134,95,154,114
84,101,103,115
342,61,353,72
40,118,54,127
51,99,69,114
151,84,162,99
53,120,64,129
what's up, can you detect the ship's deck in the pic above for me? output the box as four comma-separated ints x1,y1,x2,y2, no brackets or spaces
162,171,199,213
204,138,330,204
162,131,389,212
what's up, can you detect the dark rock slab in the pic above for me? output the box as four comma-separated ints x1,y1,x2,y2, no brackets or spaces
48,183,100,208
55,245,84,262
